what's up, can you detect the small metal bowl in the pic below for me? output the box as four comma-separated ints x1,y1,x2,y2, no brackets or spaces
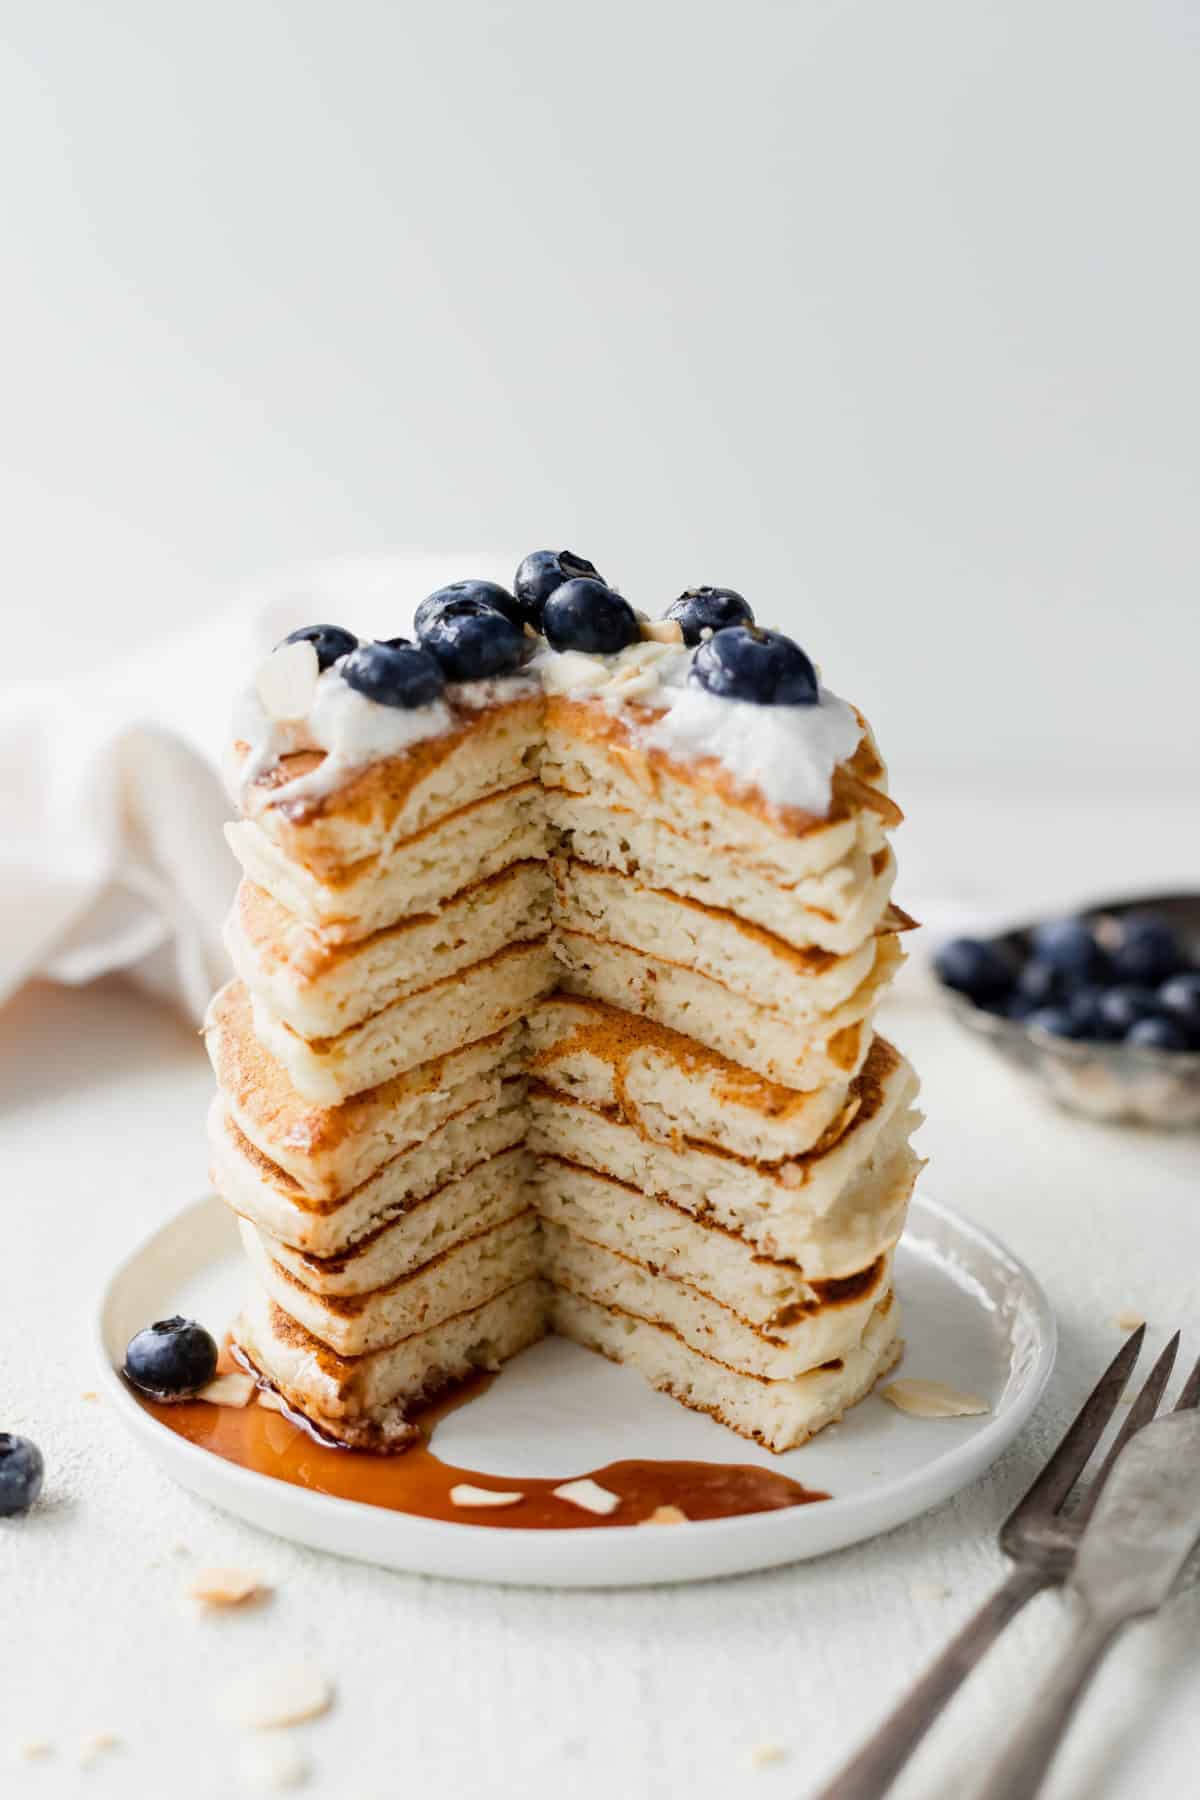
935,891,1200,1128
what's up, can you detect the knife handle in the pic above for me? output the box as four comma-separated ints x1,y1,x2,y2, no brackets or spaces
974,1604,1122,1800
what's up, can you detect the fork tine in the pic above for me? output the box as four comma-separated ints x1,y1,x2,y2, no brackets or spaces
1071,1332,1180,1527
1175,1354,1200,1413
1006,1325,1145,1526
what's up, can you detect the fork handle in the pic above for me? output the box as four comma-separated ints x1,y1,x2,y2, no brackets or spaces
816,1563,1051,1800
974,1605,1122,1800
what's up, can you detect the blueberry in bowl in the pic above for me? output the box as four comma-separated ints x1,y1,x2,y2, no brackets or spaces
931,893,1200,1126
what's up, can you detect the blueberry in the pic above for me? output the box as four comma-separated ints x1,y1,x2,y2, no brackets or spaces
1016,959,1067,1007
1159,972,1200,1045
1029,917,1101,978
278,624,358,671
341,642,445,709
513,551,602,629
934,937,1015,1004
664,586,754,645
414,581,523,638
689,626,818,706
541,579,641,655
1003,994,1035,1021
1126,1015,1191,1053
1027,1004,1082,1039
1067,985,1115,1040
124,1317,218,1400
1109,912,1183,984
1096,984,1160,1037
0,1434,44,1516
418,603,529,682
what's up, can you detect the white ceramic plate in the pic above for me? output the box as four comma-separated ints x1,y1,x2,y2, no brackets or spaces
96,1191,1054,1587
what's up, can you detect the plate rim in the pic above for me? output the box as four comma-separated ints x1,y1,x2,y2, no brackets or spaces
94,1190,1056,1578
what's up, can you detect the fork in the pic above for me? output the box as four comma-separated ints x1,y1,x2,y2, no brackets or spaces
817,1326,1200,1800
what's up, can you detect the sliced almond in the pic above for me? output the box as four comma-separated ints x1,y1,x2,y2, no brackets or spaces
881,1379,989,1419
553,1478,621,1517
255,640,320,723
640,617,684,644
448,1483,524,1509
257,1388,287,1414
639,1504,688,1526
219,1661,333,1730
199,1372,256,1409
190,1566,270,1609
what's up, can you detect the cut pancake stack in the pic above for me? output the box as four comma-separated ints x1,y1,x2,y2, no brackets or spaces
206,683,923,1452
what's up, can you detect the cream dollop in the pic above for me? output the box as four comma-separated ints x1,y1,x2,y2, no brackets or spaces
643,681,861,815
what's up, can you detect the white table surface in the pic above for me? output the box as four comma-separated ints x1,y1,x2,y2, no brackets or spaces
4,938,1200,1797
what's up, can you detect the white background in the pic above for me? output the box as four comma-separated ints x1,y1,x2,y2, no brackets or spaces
3,1,1198,786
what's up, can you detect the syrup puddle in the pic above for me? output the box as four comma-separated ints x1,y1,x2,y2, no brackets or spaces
134,1350,828,1529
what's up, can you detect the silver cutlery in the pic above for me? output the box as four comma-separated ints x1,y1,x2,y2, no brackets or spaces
975,1405,1200,1799
818,1327,1200,1799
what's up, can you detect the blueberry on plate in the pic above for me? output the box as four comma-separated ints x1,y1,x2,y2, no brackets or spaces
541,579,641,655
1126,1015,1191,1052
1159,972,1200,1044
689,626,818,705
934,937,1015,1005
419,603,529,682
123,1317,218,1401
513,551,602,629
0,1434,44,1516
1027,1004,1083,1039
1109,912,1183,984
341,642,446,709
278,624,358,671
414,581,523,638
1030,917,1101,978
664,586,754,645
1095,983,1160,1038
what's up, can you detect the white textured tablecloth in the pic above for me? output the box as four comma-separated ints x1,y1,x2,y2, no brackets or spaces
4,780,1200,1799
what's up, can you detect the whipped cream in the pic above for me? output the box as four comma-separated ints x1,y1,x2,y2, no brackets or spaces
642,681,862,816
232,657,453,807
233,626,862,820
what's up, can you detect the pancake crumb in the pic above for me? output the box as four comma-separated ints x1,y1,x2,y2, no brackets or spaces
79,1733,120,1768
219,1661,333,1730
17,1740,53,1760
553,1478,621,1516
190,1567,270,1609
748,1743,788,1768
1114,1311,1146,1332
640,1504,688,1525
449,1483,524,1509
881,1379,988,1419
80,1390,99,1402
238,1740,311,1791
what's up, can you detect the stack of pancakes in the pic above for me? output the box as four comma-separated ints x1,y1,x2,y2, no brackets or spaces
205,686,922,1451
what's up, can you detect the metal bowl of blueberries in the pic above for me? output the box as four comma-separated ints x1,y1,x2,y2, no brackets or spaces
933,897,1200,1127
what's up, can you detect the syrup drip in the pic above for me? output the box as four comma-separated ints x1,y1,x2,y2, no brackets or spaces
135,1356,828,1529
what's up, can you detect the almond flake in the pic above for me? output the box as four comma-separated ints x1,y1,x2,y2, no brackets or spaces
881,1379,989,1419
190,1566,270,1608
219,1661,333,1730
640,617,685,644
639,1504,688,1525
257,1388,287,1414
1114,1312,1146,1332
199,1372,257,1409
448,1483,523,1509
553,1478,621,1516
238,1740,311,1792
255,640,319,723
